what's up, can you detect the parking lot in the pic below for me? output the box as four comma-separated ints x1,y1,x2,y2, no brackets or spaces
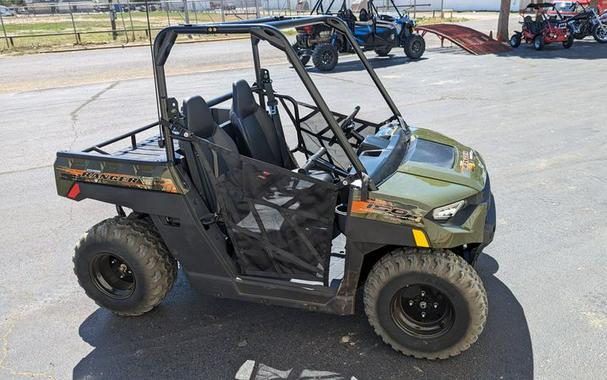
1,18,607,379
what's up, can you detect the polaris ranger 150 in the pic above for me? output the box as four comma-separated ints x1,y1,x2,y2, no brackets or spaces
54,16,495,359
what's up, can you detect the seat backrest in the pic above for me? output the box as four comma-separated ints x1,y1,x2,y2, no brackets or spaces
359,8,369,21
184,95,238,153
181,96,238,212
229,80,292,168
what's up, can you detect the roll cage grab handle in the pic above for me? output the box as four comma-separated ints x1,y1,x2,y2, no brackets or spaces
152,16,405,188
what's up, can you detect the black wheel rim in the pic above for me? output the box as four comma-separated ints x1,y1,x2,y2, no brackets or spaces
411,40,422,54
321,50,334,65
90,253,136,299
390,284,455,339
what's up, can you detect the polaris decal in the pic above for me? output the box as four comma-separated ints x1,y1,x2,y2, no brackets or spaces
351,198,423,225
56,167,180,193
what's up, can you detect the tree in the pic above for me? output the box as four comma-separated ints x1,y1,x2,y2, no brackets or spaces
0,0,25,6
497,0,512,42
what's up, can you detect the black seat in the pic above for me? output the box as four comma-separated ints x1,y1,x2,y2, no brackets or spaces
181,96,238,212
229,80,295,169
359,8,369,22
183,95,238,152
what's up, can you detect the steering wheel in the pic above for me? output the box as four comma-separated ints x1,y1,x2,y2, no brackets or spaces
329,106,365,146
340,106,360,132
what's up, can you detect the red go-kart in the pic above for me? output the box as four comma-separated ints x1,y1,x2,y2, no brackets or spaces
510,3,574,50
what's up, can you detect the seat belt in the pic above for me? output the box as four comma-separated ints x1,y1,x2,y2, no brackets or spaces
260,69,297,170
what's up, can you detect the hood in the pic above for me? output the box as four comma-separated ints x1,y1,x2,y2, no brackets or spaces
372,127,487,213
397,127,487,192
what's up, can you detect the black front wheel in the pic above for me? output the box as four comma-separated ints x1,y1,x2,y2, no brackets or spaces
404,34,425,59
73,216,178,316
312,43,338,71
563,33,574,49
533,35,545,50
364,249,487,359
510,33,521,48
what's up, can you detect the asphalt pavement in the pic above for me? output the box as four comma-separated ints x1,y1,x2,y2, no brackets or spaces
1,18,607,380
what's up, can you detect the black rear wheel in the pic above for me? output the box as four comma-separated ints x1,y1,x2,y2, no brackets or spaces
73,216,178,316
364,249,487,359
292,42,311,66
593,24,607,43
374,45,393,56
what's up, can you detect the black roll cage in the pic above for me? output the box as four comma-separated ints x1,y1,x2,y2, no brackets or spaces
151,15,407,186
310,0,415,19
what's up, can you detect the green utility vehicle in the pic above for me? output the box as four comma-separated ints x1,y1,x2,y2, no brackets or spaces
54,16,495,359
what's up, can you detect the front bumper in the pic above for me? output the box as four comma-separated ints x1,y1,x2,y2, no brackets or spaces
423,176,496,251
482,193,496,248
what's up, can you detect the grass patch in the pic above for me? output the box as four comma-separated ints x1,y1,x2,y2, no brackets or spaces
0,12,467,54
0,11,254,53
415,16,468,25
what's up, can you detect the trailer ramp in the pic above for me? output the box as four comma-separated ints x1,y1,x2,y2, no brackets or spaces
416,24,511,55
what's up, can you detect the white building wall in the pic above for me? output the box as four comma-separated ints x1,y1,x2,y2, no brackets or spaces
270,0,526,11
435,0,520,11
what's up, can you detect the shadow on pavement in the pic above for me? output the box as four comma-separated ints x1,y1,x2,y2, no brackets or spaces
499,39,607,59
74,253,532,380
305,55,428,74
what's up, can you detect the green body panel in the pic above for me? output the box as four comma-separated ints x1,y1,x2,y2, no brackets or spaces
375,172,478,213
350,127,492,249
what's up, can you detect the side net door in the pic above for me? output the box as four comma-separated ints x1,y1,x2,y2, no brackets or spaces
192,137,338,284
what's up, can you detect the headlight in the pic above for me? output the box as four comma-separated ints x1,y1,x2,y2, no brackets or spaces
432,200,465,220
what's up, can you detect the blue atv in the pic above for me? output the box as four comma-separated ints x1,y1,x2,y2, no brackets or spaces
293,0,426,71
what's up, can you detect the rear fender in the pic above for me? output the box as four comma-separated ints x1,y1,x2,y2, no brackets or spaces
67,181,239,284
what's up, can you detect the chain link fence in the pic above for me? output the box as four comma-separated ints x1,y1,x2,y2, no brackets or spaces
0,0,449,52
0,0,301,52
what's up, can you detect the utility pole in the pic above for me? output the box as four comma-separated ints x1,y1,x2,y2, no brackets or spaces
497,0,512,42
0,12,9,49
183,0,190,24
108,0,117,40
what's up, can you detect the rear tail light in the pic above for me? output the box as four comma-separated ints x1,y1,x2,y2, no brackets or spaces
67,183,81,199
